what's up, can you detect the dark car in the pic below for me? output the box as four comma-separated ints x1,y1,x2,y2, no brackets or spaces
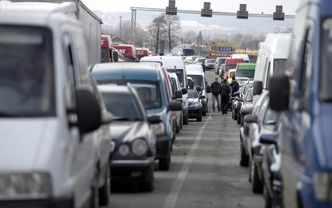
92,63,182,171
187,88,204,122
98,84,157,191
238,86,254,126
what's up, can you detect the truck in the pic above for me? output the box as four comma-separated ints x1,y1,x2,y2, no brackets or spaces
101,35,119,63
113,44,138,62
136,48,149,60
5,0,103,66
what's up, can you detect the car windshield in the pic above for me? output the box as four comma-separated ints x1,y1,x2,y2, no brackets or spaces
225,64,237,71
132,83,162,109
101,47,108,63
188,75,203,90
207,60,215,63
273,59,287,75
173,70,184,87
183,49,194,56
236,70,255,78
0,26,55,117
320,18,332,101
263,108,279,125
101,92,143,121
188,89,198,98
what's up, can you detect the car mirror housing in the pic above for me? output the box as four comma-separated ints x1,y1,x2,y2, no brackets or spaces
168,101,183,111
148,115,162,124
75,88,102,134
269,75,290,111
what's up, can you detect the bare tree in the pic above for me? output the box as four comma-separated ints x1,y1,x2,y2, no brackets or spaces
165,15,181,52
147,14,167,54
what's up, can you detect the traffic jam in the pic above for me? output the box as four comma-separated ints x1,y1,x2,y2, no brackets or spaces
0,0,331,208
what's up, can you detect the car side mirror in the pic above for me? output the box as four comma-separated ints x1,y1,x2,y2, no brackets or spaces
168,101,183,111
113,51,119,62
75,88,102,134
269,75,290,111
181,88,188,95
148,115,161,124
174,90,182,99
253,81,263,95
243,114,258,123
259,133,278,145
102,112,112,125
199,95,206,99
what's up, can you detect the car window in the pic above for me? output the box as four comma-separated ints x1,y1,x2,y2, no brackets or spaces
188,75,203,89
102,92,143,121
320,18,332,101
133,82,163,109
236,70,255,78
188,89,199,98
0,25,55,117
273,59,287,75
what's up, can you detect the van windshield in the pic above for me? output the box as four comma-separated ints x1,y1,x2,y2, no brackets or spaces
273,59,287,75
188,75,203,90
321,19,332,101
225,64,237,71
236,70,255,78
0,26,55,117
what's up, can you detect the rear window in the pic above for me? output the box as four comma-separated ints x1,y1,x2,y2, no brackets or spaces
0,25,55,117
236,70,255,78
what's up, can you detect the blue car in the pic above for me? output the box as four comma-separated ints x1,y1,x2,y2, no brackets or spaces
92,63,182,171
187,88,203,122
269,0,332,207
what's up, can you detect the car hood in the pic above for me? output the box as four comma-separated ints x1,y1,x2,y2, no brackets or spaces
0,119,47,171
110,121,147,143
317,104,332,168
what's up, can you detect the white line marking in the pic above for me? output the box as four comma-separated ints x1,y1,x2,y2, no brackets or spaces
164,116,211,208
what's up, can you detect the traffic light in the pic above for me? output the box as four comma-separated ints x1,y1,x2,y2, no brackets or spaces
201,2,212,17
237,4,248,19
166,0,177,15
273,5,285,21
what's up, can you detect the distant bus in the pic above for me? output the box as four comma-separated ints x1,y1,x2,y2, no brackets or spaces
171,47,195,56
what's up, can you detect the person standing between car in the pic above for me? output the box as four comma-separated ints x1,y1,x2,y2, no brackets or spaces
210,77,221,112
230,75,240,97
220,78,231,114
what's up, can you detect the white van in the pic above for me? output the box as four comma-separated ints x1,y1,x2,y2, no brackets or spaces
140,56,190,125
253,33,291,101
231,54,250,63
186,64,209,116
0,9,109,208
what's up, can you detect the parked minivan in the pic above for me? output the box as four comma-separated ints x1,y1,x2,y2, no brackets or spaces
140,56,189,125
269,1,332,207
0,10,107,208
92,63,182,170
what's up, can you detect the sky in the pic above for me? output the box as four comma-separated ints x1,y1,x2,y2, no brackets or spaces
81,0,300,15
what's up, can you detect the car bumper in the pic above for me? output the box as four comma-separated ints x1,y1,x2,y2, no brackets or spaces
188,106,201,118
111,157,155,182
0,197,73,208
300,181,332,207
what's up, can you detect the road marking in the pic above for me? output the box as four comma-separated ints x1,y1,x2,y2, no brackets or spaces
164,116,211,208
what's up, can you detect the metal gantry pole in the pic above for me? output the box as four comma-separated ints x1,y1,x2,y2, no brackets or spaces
131,9,137,45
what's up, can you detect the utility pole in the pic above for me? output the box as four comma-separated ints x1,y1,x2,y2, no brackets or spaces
119,16,122,39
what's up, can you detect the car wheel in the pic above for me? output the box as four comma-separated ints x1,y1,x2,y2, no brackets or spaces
237,113,241,125
98,167,110,206
183,114,188,125
197,110,202,122
176,119,180,133
202,108,207,116
159,154,171,170
180,115,183,130
139,166,154,192
90,178,99,208
252,160,264,193
239,145,249,167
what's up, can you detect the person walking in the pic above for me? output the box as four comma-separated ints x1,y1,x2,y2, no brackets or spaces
220,78,231,114
230,75,240,97
210,77,221,112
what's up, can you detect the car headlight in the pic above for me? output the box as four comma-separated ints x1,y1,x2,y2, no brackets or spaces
118,144,130,156
313,172,332,201
131,138,148,156
151,123,165,137
0,172,52,200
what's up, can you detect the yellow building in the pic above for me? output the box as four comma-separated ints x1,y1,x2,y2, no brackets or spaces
208,41,238,52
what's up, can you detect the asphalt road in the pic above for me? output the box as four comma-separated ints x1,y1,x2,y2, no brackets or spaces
107,71,264,208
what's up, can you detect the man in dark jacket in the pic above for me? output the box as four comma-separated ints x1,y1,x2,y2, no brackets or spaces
230,75,240,97
210,77,221,112
220,78,231,114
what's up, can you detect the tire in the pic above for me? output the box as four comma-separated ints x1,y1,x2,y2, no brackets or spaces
139,167,154,192
176,122,180,133
237,113,241,125
252,160,264,193
90,179,99,208
197,110,202,122
159,154,171,170
98,167,110,206
239,145,249,167
202,109,207,116
183,114,188,125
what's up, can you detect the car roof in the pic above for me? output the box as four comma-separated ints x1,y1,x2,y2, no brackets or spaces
236,63,256,70
92,63,162,82
186,64,204,75
97,84,132,94
141,56,185,69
